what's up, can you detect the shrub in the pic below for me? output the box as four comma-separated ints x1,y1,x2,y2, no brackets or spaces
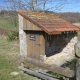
7,31,19,41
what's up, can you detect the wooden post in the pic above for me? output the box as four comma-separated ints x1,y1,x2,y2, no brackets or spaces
76,59,80,80
19,56,74,78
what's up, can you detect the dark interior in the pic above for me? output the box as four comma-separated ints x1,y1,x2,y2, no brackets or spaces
45,31,77,57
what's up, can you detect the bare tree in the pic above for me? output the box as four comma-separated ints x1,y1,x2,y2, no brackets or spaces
4,0,80,12
4,0,69,11
3,0,80,30
3,0,19,30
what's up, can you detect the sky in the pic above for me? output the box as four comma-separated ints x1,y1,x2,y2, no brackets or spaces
59,1,80,12
0,0,5,10
0,0,4,6
0,0,80,12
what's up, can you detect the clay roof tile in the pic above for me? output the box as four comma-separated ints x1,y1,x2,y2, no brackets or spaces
18,10,80,34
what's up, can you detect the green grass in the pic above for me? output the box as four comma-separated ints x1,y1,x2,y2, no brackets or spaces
0,17,17,30
0,36,39,80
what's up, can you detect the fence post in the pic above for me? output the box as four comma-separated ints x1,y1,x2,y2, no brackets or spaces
76,59,80,80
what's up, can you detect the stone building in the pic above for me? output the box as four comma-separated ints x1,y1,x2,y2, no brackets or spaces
18,10,80,66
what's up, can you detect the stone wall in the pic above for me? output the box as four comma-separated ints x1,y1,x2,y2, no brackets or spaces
75,42,80,57
18,14,27,56
45,32,78,66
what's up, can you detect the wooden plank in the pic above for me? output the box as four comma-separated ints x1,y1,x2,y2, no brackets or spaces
36,34,40,59
27,20,31,30
27,34,32,57
39,34,45,56
32,36,35,58
23,18,42,31
26,34,29,56
23,18,27,30
20,57,74,78
18,66,59,80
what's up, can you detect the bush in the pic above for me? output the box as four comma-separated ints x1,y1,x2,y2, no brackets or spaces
7,31,19,41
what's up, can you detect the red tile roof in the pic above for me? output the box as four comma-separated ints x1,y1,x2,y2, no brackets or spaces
18,10,80,34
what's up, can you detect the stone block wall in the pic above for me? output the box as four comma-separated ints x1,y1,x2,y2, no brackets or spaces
18,14,27,56
75,42,80,57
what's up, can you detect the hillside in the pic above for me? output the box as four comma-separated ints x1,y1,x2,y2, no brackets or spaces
57,12,80,23
0,10,80,23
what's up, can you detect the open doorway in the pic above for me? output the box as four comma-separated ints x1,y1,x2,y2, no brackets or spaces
45,32,77,57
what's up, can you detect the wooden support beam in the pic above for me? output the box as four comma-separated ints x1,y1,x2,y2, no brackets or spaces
76,59,80,80
19,56,75,78
18,66,59,80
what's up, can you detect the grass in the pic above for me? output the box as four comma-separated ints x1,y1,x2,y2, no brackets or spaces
0,36,39,80
0,17,17,30
0,16,39,80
